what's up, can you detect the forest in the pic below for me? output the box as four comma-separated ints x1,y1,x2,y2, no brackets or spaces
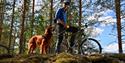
0,0,125,56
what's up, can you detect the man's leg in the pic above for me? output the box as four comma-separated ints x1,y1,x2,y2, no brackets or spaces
67,26,78,48
55,24,65,53
69,33,76,47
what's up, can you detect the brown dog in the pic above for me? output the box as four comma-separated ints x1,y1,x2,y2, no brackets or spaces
27,25,53,54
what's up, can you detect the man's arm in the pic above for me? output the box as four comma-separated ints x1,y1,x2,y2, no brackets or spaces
57,19,66,27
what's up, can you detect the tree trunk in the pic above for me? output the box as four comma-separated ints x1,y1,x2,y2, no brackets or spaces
0,0,5,42
79,0,82,27
9,0,16,54
115,0,122,53
50,0,53,25
19,0,26,54
78,0,82,54
31,0,35,37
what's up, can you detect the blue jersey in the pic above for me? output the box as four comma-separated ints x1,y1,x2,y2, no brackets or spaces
55,8,67,24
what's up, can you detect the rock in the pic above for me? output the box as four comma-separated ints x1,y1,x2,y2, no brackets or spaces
0,53,125,63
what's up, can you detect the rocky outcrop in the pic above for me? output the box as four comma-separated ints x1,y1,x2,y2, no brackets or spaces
0,53,125,63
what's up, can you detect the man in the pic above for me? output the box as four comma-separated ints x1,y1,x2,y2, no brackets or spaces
55,2,78,53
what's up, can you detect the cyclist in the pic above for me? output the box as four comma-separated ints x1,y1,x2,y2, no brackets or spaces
55,1,78,53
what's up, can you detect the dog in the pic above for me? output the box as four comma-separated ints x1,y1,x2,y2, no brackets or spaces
27,25,53,54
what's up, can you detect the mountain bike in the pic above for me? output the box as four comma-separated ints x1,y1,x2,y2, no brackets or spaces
49,24,102,55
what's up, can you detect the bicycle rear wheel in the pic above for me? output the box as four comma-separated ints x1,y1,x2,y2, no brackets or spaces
80,38,102,55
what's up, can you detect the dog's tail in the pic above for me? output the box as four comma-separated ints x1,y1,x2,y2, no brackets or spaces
27,36,37,53
28,36,37,44
28,36,37,48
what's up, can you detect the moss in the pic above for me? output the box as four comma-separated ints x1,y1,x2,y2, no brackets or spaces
109,54,125,61
0,53,125,63
53,52,90,63
0,58,20,63
55,58,78,63
88,54,121,63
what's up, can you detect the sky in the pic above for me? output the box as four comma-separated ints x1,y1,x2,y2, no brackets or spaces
90,9,125,53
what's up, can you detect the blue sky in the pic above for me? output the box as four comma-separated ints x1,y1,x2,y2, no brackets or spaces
97,26,116,46
96,9,116,47
92,9,125,53
96,25,117,52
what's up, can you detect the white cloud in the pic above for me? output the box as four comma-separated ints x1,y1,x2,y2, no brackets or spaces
87,16,96,21
103,43,125,53
85,27,104,37
100,23,106,27
91,27,104,37
98,16,116,24
87,10,116,26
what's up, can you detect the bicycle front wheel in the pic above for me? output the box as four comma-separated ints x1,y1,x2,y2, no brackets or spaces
80,38,102,55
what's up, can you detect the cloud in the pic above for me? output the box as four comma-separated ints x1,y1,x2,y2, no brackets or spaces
91,27,104,37
98,16,116,24
87,16,96,21
85,27,104,37
87,9,116,26
103,43,125,53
